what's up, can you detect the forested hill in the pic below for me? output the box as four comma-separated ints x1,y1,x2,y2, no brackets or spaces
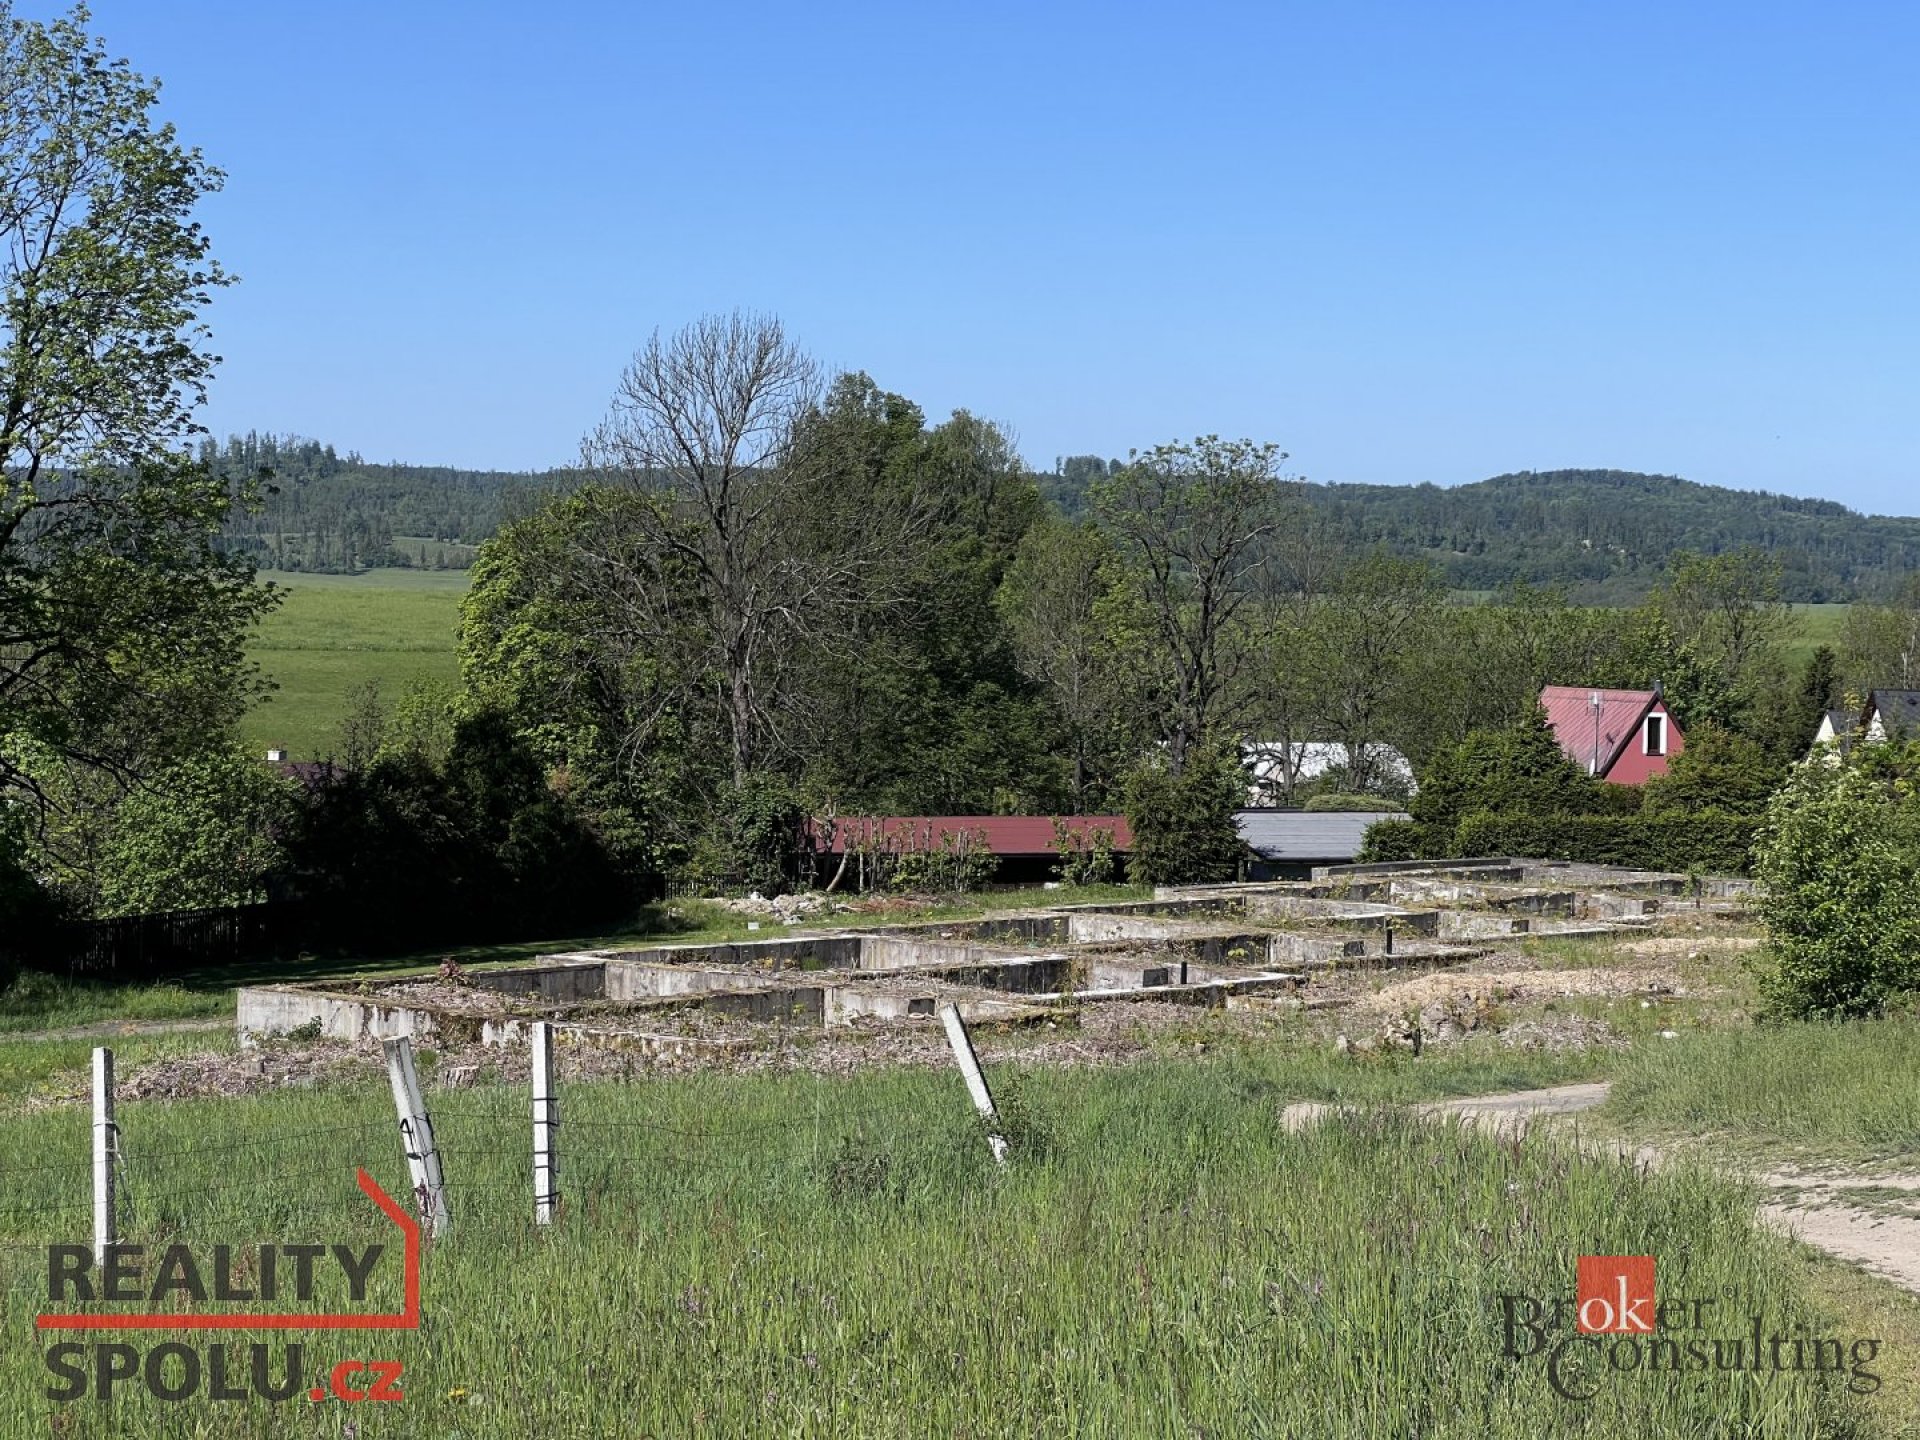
1303,469,1920,602
1053,462,1920,602
208,432,579,573
213,434,1918,600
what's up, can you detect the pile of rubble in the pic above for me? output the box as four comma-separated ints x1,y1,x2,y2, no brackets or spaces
717,891,847,922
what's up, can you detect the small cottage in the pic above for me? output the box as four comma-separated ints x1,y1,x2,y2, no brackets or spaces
1538,685,1684,785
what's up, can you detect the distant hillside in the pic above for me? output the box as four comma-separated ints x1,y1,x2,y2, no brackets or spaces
1302,469,1920,602
215,437,1919,601
209,433,578,573
1051,462,1920,602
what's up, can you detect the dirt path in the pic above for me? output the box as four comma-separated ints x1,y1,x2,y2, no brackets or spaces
0,1017,228,1043
1283,1081,1920,1300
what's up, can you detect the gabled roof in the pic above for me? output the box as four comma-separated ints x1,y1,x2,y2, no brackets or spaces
1538,686,1665,776
1865,690,1920,741
807,815,1131,857
1235,809,1408,863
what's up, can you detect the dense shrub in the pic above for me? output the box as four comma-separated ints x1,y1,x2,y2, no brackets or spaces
719,775,805,896
279,708,640,949
95,749,297,917
1303,793,1405,813
1356,818,1427,863
1642,724,1784,817
1123,748,1246,886
889,830,998,894
1453,812,1757,875
1050,818,1118,885
0,802,61,985
1410,703,1604,835
1752,756,1920,1018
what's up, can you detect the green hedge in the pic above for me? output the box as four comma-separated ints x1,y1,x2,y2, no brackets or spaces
1357,819,1428,862
1358,812,1758,875
1454,812,1758,875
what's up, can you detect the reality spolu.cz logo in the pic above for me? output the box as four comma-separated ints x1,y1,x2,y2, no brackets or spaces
1500,1255,1883,1402
36,1169,419,1405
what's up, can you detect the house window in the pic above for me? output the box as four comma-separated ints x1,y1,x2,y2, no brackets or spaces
1644,713,1666,757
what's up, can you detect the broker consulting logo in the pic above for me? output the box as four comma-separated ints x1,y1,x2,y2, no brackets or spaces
1500,1255,1883,1402
36,1168,419,1405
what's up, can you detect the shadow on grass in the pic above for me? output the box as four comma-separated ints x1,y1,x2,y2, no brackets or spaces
10,882,1159,1024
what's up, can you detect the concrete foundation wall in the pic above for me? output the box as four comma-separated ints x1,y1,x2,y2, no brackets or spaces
852,935,1030,971
1243,896,1443,938
1388,879,1575,915
470,962,608,1002
592,936,865,972
1268,932,1368,966
237,985,446,1044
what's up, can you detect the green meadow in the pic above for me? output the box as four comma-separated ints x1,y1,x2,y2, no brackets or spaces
0,1053,1883,1438
239,569,470,761
1788,602,1851,669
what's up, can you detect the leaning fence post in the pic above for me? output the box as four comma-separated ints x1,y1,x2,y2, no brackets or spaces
92,1047,116,1265
383,1037,450,1238
531,1022,558,1226
938,1004,1008,1165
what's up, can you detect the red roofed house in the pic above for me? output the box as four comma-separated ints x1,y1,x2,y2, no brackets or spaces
806,815,1133,888
1538,685,1684,785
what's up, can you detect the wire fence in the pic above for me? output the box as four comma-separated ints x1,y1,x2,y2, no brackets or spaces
0,1010,1008,1293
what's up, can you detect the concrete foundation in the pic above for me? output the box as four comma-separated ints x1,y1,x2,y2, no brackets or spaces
235,861,1739,1051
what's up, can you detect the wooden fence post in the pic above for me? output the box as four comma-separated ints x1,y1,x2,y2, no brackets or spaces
531,1022,558,1226
938,1004,1008,1165
92,1047,116,1265
383,1037,450,1238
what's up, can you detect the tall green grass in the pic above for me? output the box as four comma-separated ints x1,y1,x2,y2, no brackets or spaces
1606,1019,1920,1163
0,973,230,1034
0,1054,1878,1436
240,569,469,760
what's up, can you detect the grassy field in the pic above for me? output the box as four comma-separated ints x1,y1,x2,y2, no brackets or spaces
0,1053,1883,1437
1789,602,1851,669
231,575,1853,762
239,569,469,761
9,907,1920,1432
1603,1016,1920,1166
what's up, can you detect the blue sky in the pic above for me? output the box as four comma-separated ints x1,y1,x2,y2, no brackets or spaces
60,2,1920,511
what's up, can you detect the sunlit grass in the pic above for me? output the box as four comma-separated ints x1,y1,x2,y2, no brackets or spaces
1604,1017,1920,1165
239,569,469,760
0,1051,1877,1437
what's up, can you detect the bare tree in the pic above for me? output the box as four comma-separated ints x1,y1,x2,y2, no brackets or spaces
583,314,936,789
582,313,831,785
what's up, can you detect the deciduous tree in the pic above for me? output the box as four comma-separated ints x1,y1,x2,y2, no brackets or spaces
0,5,272,821
1092,437,1290,773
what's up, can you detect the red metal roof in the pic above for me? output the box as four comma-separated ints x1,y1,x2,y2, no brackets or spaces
1539,686,1662,776
807,815,1132,856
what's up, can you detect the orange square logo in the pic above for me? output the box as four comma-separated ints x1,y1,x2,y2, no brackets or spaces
1577,1255,1655,1334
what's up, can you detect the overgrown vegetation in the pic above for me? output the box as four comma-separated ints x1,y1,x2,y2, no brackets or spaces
0,1058,1882,1436
1752,745,1920,1018
1605,1016,1920,1163
1361,697,1780,874
1122,747,1246,885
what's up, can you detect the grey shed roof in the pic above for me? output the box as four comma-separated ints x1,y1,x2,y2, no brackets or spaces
1234,809,1409,862
1868,690,1920,740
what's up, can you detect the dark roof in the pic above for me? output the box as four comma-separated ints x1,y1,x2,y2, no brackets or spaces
270,759,337,787
808,816,1131,857
1867,690,1920,740
1234,809,1408,863
1538,685,1670,776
